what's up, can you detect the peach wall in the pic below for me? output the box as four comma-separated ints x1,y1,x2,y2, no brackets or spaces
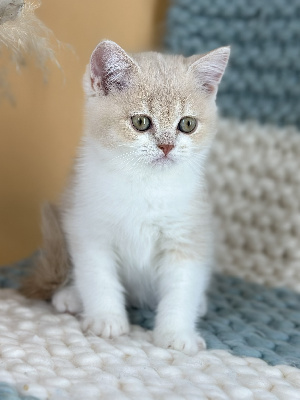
0,0,168,263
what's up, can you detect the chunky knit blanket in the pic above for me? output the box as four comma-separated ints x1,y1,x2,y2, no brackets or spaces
0,266,300,399
1,287,299,400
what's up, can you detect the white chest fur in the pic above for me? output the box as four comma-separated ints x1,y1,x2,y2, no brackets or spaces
63,141,204,308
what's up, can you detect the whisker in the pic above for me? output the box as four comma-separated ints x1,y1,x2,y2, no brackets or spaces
109,150,136,164
119,152,141,171
117,144,136,149
187,157,206,176
109,154,139,172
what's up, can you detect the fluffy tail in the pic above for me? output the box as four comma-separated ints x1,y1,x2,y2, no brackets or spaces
20,203,71,300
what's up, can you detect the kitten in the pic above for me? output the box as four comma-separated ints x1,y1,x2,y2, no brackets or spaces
22,40,229,355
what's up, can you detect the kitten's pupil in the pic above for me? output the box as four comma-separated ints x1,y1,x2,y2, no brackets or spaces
132,115,151,131
178,117,197,134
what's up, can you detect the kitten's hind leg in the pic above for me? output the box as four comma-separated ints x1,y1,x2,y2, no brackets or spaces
52,285,83,314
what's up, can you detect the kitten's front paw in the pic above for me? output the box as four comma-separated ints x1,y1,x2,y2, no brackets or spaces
81,314,130,339
153,329,206,355
52,286,82,314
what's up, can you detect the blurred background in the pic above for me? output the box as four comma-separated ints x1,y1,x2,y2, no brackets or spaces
0,0,168,263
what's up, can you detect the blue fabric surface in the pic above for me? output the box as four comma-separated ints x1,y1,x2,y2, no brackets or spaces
0,383,39,400
0,255,37,289
164,0,300,127
1,255,300,367
131,276,300,367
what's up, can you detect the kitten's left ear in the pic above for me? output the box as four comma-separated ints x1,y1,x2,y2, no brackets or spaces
90,40,139,95
189,46,230,97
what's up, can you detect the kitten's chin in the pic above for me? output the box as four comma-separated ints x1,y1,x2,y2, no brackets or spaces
150,156,176,168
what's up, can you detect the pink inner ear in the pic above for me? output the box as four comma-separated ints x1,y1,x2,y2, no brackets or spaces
190,47,230,95
89,41,137,95
90,47,104,92
203,84,216,94
202,81,220,94
202,69,224,94
90,44,113,95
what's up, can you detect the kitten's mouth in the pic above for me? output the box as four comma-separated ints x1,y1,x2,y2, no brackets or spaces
151,155,175,166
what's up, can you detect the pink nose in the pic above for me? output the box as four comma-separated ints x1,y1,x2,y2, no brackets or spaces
158,144,174,156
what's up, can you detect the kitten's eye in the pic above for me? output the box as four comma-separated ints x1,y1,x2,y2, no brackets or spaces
178,117,197,134
131,115,151,131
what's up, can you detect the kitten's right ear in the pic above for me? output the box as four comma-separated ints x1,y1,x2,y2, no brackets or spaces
89,40,139,96
189,46,230,97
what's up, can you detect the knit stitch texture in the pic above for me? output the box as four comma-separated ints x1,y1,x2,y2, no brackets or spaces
131,275,300,368
207,119,300,291
165,0,300,127
0,289,300,400
2,253,300,368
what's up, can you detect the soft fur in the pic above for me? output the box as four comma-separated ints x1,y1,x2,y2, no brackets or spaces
25,41,229,355
20,203,70,300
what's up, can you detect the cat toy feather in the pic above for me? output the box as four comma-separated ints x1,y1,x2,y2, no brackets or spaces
0,0,60,69
0,0,62,101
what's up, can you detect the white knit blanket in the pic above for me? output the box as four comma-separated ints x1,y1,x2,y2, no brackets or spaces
0,289,299,400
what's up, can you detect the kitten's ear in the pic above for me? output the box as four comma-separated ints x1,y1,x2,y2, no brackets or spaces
189,46,230,96
89,40,139,95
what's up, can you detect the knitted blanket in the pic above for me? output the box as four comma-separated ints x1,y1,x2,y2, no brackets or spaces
1,289,299,400
0,266,300,399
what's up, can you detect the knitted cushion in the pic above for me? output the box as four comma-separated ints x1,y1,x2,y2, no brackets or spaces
207,118,300,290
165,0,300,127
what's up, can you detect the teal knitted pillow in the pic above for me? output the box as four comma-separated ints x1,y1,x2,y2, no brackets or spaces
165,0,300,127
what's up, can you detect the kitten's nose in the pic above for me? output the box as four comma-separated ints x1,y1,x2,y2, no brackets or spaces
158,144,174,156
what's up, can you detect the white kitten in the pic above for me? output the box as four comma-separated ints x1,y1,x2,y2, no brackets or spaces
37,40,229,355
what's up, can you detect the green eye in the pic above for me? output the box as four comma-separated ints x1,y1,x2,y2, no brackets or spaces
178,117,197,134
131,115,151,131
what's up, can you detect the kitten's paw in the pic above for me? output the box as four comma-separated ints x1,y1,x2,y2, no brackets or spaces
153,329,206,355
81,314,130,339
52,286,82,314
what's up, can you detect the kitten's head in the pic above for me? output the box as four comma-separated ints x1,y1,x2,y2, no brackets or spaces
83,40,229,172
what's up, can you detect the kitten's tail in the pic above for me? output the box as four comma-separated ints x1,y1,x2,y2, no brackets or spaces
20,203,70,300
